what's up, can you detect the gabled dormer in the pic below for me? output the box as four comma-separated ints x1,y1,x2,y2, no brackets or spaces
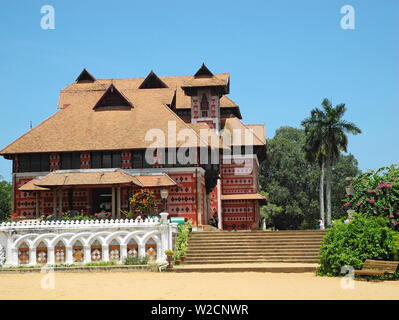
194,63,214,78
181,64,229,132
93,84,134,110
76,68,96,83
139,71,168,89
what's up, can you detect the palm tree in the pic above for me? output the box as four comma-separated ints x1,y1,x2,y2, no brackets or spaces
301,98,361,226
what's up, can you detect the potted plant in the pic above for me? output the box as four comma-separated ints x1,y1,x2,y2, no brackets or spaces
187,219,193,233
180,243,187,262
174,250,181,265
164,249,174,270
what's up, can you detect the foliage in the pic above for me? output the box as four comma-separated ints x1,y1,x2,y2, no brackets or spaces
85,261,116,266
39,210,95,221
260,127,359,229
0,176,12,222
317,214,396,276
129,189,157,216
165,249,174,256
124,256,148,265
343,165,399,230
174,223,189,260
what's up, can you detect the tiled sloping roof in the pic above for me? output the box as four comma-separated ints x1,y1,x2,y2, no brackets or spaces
0,87,212,154
221,193,267,201
132,174,176,187
59,73,237,110
34,170,140,187
222,117,266,146
18,178,50,191
246,124,266,144
188,123,230,150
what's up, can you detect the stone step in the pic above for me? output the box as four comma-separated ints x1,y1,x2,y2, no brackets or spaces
189,239,321,245
173,263,318,273
186,249,320,255
187,245,321,250
184,258,319,264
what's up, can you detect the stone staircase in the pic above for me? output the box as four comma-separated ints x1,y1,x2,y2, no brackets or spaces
184,230,327,264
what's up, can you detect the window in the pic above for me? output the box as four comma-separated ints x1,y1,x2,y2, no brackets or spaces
131,150,153,168
18,153,49,172
90,151,122,169
60,153,81,170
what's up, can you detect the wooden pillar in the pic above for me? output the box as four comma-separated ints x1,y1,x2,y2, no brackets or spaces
117,186,121,219
58,188,63,216
111,187,116,219
35,192,40,218
53,189,57,215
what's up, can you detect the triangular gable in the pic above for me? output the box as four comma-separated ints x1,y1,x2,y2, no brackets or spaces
93,84,134,109
194,63,214,78
139,71,168,89
76,68,96,82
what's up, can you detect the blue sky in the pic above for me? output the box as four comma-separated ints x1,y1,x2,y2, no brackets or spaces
0,0,398,181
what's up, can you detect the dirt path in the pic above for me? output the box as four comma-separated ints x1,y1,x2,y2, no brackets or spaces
0,272,398,300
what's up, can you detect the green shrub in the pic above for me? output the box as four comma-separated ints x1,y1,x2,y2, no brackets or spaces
317,214,396,276
174,224,189,259
393,234,399,261
124,256,148,265
85,261,116,267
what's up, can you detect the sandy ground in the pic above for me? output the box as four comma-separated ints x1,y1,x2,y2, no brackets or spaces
0,271,398,300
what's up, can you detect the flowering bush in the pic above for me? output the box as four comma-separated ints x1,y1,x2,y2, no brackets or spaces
94,211,111,220
343,165,399,230
129,189,157,216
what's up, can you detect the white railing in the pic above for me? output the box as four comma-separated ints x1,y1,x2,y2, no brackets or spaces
0,213,178,267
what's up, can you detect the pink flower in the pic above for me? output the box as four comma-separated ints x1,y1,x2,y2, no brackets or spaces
357,202,362,206
386,184,392,188
369,199,375,204
344,202,350,207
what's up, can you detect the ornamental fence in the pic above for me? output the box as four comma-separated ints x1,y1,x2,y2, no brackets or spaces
0,214,177,267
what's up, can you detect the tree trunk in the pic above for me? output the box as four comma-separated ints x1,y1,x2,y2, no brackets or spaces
319,159,325,223
326,156,332,227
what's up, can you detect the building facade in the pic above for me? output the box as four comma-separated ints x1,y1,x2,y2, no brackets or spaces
0,64,266,230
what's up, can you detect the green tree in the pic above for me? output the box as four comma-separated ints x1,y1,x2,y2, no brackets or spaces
0,176,12,221
260,126,359,229
301,98,361,226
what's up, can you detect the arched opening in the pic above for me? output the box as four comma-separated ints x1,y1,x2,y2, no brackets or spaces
91,239,102,262
145,238,157,263
54,240,66,264
36,241,48,264
18,242,29,265
109,239,120,262
72,240,84,263
127,238,138,258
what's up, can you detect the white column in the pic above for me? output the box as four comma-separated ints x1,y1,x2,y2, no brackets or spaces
83,245,91,263
111,187,116,219
116,186,121,219
217,179,222,230
102,244,109,262
138,244,145,259
28,247,36,265
47,246,55,265
65,246,73,264
5,232,15,266
120,244,127,263
10,248,18,266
